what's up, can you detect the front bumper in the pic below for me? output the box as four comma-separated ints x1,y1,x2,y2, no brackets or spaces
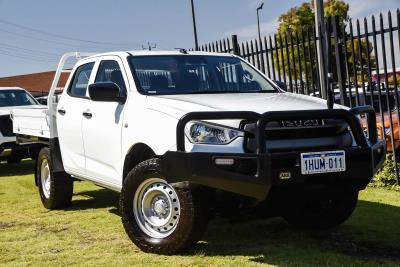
161,106,386,200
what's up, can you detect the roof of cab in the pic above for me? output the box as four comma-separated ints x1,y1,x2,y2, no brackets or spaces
84,50,235,60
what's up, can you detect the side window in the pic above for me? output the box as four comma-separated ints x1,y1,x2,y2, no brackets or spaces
69,62,94,97
95,60,127,94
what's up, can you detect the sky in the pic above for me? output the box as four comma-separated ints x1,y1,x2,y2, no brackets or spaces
0,0,398,77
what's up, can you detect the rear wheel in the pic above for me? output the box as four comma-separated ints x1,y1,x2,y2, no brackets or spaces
284,189,358,229
36,147,73,209
120,158,209,254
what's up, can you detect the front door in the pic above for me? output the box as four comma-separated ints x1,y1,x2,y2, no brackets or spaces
82,57,128,186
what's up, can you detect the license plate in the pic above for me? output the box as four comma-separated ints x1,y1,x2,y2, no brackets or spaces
301,151,346,175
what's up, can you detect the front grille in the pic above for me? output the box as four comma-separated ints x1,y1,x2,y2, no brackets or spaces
281,119,324,128
0,115,14,137
244,119,352,153
265,119,348,140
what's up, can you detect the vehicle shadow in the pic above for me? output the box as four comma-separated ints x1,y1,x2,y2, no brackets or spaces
67,188,120,211
0,160,35,177
186,200,400,264
64,186,400,264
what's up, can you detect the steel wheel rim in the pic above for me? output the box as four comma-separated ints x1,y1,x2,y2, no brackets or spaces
40,158,51,199
133,178,181,238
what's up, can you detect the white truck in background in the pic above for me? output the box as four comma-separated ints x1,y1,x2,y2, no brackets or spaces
12,51,385,254
0,87,43,163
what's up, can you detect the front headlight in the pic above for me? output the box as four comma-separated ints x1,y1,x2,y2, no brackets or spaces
385,128,392,136
184,121,244,145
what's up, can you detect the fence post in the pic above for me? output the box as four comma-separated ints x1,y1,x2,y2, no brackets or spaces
325,17,334,109
332,16,347,106
315,0,327,99
231,35,240,56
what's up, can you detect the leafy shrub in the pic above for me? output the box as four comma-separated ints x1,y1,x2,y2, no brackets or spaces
370,154,400,190
388,75,400,86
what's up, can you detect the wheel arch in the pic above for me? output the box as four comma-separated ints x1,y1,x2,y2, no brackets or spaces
33,144,49,186
123,143,156,180
34,138,65,186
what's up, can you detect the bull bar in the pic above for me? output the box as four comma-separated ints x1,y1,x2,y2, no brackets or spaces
161,106,386,200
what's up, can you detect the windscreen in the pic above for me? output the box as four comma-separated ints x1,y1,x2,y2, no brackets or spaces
0,90,38,107
129,55,278,95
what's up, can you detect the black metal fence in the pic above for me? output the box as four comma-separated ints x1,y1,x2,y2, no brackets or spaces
195,9,400,182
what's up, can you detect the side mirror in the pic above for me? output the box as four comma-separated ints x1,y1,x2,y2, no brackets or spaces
88,82,126,103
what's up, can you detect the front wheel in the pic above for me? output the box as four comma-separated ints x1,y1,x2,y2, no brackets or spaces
36,147,73,209
120,158,209,254
283,189,359,229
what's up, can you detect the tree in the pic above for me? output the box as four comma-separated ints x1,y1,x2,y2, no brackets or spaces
323,0,349,24
273,0,375,92
277,3,315,35
346,38,375,80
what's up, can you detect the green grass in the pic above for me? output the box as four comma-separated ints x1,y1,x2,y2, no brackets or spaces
1,161,400,266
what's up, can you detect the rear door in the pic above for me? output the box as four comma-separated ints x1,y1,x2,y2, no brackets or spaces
57,61,95,175
81,57,128,186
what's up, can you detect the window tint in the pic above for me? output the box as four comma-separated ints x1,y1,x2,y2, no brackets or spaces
95,60,126,93
0,90,38,107
129,56,277,95
69,62,94,97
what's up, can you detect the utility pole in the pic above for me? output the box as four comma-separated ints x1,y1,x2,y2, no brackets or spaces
315,0,327,99
190,0,199,50
256,3,264,45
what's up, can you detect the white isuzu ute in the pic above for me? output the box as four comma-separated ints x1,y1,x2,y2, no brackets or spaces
12,51,385,254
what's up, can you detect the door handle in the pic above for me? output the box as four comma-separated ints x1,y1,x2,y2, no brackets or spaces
83,111,92,118
57,108,66,115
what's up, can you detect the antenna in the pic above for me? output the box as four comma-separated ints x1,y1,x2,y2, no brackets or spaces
142,42,157,51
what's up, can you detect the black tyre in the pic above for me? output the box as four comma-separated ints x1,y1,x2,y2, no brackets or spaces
120,158,209,255
29,146,42,161
36,147,73,209
284,189,358,229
